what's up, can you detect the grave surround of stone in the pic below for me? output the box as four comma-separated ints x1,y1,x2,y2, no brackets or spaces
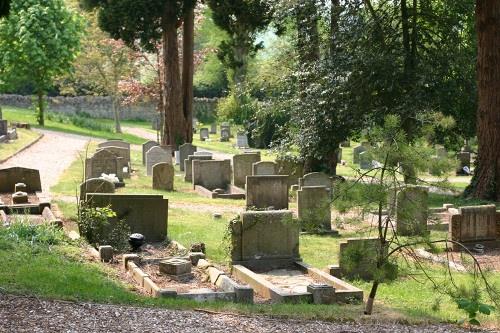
449,204,499,250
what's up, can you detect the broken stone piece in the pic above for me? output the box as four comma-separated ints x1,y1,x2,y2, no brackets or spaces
159,258,192,276
12,191,28,204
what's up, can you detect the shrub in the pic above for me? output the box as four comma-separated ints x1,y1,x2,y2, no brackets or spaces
0,217,66,246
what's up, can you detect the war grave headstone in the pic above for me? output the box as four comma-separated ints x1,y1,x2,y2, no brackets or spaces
252,161,277,176
231,210,363,304
86,193,168,242
192,159,243,199
396,185,429,236
142,141,159,165
236,132,249,148
85,149,124,182
210,123,217,134
146,146,172,176
79,178,115,201
200,128,209,141
152,163,174,191
232,153,261,189
297,186,332,232
456,151,471,175
179,143,197,172
449,205,499,250
220,128,230,142
184,154,213,182
246,175,289,209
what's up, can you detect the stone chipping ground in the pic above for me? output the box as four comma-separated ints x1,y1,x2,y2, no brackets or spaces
0,294,495,333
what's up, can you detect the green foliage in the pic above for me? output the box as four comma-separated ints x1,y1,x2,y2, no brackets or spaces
47,112,114,133
78,205,130,251
456,298,494,326
0,219,66,246
216,90,257,124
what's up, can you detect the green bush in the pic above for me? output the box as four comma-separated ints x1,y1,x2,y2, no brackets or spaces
0,218,65,246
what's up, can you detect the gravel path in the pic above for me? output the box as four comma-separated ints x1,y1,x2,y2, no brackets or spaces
0,294,491,333
0,129,92,194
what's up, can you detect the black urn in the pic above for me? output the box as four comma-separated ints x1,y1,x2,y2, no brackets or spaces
128,233,145,251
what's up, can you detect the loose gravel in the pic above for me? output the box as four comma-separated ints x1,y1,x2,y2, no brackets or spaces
0,294,493,333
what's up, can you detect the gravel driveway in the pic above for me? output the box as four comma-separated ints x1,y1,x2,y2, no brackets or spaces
0,294,492,333
0,129,92,193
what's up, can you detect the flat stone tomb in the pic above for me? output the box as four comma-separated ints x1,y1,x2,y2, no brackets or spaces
246,175,289,209
252,161,277,175
230,210,363,304
142,140,159,166
179,143,197,171
146,146,172,176
159,258,193,280
233,153,261,189
192,159,245,199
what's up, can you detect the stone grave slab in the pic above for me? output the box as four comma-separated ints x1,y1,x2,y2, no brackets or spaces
252,161,277,175
152,163,174,191
146,146,172,176
246,175,289,209
184,155,213,182
232,153,261,188
396,185,429,236
179,143,197,171
0,167,42,193
142,141,159,166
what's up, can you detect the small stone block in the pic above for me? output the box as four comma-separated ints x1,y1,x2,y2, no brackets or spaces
14,183,27,192
208,266,225,284
189,252,206,266
328,265,341,277
132,267,149,287
307,284,336,304
197,259,211,269
12,192,28,204
98,245,114,262
159,258,192,276
234,285,254,304
123,254,139,270
156,288,178,298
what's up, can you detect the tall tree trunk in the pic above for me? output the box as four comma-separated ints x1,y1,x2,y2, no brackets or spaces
161,10,185,148
468,0,500,200
182,7,194,144
112,96,122,133
37,91,44,126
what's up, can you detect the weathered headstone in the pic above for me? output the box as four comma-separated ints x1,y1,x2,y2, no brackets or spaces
210,123,217,134
192,159,231,190
449,205,498,250
332,238,385,280
456,152,471,175
79,178,115,201
146,146,172,176
231,210,299,269
98,140,130,151
220,128,230,142
299,172,332,192
179,143,197,171
85,149,124,180
396,185,429,236
359,151,372,169
0,167,42,193
246,175,289,209
232,153,261,188
97,146,131,177
220,122,231,137
353,142,370,164
184,154,213,182
297,186,331,231
337,149,342,163
200,128,209,141
252,161,277,175
0,120,7,136
152,163,174,191
142,141,159,166
236,132,249,148
86,193,168,242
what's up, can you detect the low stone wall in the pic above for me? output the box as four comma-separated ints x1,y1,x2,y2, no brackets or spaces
0,94,218,122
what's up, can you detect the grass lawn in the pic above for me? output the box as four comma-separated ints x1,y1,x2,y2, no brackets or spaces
0,128,41,161
2,106,147,145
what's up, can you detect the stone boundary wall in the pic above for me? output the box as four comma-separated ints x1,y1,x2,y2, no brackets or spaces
0,94,218,122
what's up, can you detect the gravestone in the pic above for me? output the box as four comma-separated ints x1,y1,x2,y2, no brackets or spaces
192,159,231,190
276,157,305,187
449,205,498,250
184,155,213,182
146,146,172,176
194,151,212,156
220,128,230,142
179,143,197,171
96,146,130,177
353,143,370,164
220,123,231,137
85,149,124,180
236,132,249,148
252,161,277,175
200,128,209,141
299,172,332,193
98,139,130,151
456,152,471,175
0,120,7,136
86,193,168,242
152,163,174,191
297,186,331,231
142,141,159,166
210,123,217,134
230,210,299,269
396,185,429,236
334,238,385,280
359,151,372,169
0,167,42,193
337,149,342,164
232,153,261,188
7,128,17,140
246,175,289,209
79,178,115,201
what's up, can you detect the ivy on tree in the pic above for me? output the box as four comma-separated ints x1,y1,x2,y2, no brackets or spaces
0,0,83,125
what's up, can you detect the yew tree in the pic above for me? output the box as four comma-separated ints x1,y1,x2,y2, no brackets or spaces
467,1,500,201
81,0,196,146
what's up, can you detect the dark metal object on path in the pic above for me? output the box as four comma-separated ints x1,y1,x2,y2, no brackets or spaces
129,233,145,251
